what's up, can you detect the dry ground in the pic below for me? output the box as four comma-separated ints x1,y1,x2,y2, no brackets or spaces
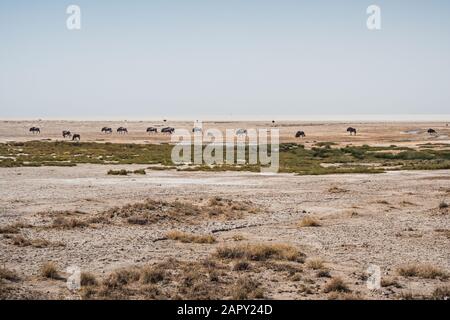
0,165,449,299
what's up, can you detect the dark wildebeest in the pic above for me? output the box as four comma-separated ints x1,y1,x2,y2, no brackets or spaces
101,127,112,134
427,128,437,135
62,130,72,138
72,134,81,141
192,127,202,133
161,127,175,134
146,127,157,133
117,127,128,134
347,127,357,135
29,127,40,134
295,131,305,138
236,129,247,135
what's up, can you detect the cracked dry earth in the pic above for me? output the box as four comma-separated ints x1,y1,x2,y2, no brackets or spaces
0,165,449,299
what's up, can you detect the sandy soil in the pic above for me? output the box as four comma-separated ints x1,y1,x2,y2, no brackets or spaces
1,120,450,148
1,165,449,299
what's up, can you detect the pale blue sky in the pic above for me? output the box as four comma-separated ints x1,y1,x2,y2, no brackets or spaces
0,0,449,119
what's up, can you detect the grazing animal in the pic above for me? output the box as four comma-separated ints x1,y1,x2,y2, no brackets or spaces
62,130,72,138
161,127,175,134
101,127,112,134
192,127,202,133
72,134,81,141
146,127,158,133
427,128,437,135
236,129,247,136
29,127,40,134
347,127,357,135
295,131,305,138
117,127,128,134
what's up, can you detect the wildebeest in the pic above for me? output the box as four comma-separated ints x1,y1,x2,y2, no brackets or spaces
236,129,247,135
29,127,40,134
101,127,112,134
62,130,72,138
161,127,175,134
72,134,80,141
347,127,357,135
146,127,158,133
117,127,128,134
427,128,437,135
192,127,202,133
295,131,305,138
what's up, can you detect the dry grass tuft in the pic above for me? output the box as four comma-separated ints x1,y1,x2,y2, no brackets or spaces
140,266,166,284
232,277,264,300
103,198,259,225
40,262,60,279
10,235,52,248
127,216,148,225
52,217,88,229
328,292,363,300
215,243,304,262
103,268,141,288
431,286,450,300
324,277,350,293
397,264,448,279
80,272,98,287
380,277,402,288
0,267,20,282
306,258,325,270
232,260,251,271
166,231,216,244
439,201,448,209
328,186,348,193
0,225,20,234
231,234,246,241
0,222,32,234
298,217,321,227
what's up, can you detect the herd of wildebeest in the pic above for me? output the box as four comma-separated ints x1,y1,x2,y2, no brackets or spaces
27,125,439,141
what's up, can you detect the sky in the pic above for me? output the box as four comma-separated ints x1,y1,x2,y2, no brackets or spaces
0,0,449,120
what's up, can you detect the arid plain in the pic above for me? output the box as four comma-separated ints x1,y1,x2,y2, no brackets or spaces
0,120,449,300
